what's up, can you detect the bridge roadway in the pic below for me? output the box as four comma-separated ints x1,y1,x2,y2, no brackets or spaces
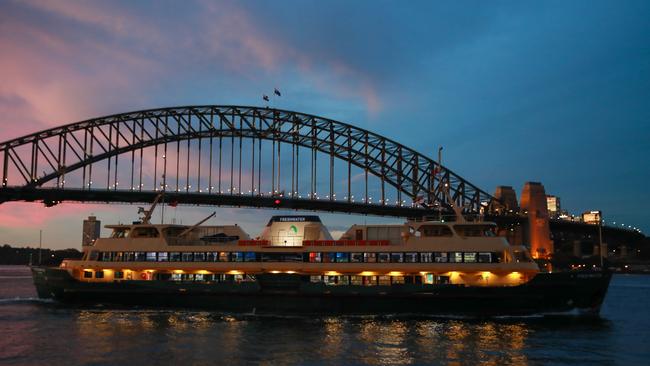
0,187,434,217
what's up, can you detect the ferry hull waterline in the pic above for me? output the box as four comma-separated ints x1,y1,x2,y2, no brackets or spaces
30,196,613,317
32,267,611,317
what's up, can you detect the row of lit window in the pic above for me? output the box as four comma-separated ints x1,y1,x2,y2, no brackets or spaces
93,251,502,264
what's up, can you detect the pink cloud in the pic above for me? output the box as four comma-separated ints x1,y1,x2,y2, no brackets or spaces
0,202,116,228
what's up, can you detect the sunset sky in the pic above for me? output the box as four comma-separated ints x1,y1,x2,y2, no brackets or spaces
1,0,648,249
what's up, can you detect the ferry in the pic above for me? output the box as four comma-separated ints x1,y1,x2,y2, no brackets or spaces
32,199,612,316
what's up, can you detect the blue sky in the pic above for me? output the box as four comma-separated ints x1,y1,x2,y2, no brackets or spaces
0,0,648,248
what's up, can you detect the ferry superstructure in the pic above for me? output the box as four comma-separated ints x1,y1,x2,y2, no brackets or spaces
32,208,611,316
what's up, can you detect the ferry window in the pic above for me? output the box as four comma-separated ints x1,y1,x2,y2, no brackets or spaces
114,271,124,279
404,252,418,263
492,252,503,263
363,276,377,286
111,229,129,238
244,252,257,262
378,276,391,286
325,276,338,285
434,252,448,263
101,252,112,261
448,252,463,263
171,273,182,281
206,252,217,262
114,252,124,261
163,227,185,237
131,227,160,238
478,252,492,263
351,253,363,263
392,276,405,285
195,274,205,281
513,250,531,263
323,252,336,263
464,252,477,263
336,253,349,263
135,252,147,261
420,225,453,237
125,252,135,262
420,252,433,263
89,251,99,261
309,252,321,263
218,252,230,262
146,252,157,262
95,270,104,279
351,276,363,285
169,252,181,262
378,253,390,263
83,271,92,278
232,252,244,262
390,253,404,263
310,275,322,283
182,252,193,262
157,252,168,262
339,276,350,285
364,253,377,263
454,225,496,237
194,252,206,262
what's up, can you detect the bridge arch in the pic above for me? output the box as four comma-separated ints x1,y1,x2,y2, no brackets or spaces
0,105,496,214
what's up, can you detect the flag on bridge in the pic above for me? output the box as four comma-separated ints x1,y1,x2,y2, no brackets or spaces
274,88,281,96
263,95,270,102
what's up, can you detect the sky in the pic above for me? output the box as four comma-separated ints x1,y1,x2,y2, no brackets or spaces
0,0,648,249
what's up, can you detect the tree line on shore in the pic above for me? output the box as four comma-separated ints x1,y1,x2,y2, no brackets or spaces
0,244,82,265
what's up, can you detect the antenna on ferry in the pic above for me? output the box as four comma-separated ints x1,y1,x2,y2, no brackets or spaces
140,192,164,224
178,212,217,237
436,147,467,224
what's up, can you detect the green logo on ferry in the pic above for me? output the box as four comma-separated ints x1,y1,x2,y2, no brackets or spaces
290,225,298,234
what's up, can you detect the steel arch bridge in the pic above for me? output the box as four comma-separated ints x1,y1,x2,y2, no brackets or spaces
0,105,498,217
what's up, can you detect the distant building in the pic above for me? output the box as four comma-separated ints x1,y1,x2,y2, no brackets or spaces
82,216,101,246
546,195,561,218
582,210,602,225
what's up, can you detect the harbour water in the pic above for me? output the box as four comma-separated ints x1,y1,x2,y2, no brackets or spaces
1,265,648,365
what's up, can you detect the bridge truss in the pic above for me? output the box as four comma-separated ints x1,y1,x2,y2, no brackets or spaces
0,106,497,216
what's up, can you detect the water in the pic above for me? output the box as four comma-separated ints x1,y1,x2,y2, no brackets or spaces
1,266,649,366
